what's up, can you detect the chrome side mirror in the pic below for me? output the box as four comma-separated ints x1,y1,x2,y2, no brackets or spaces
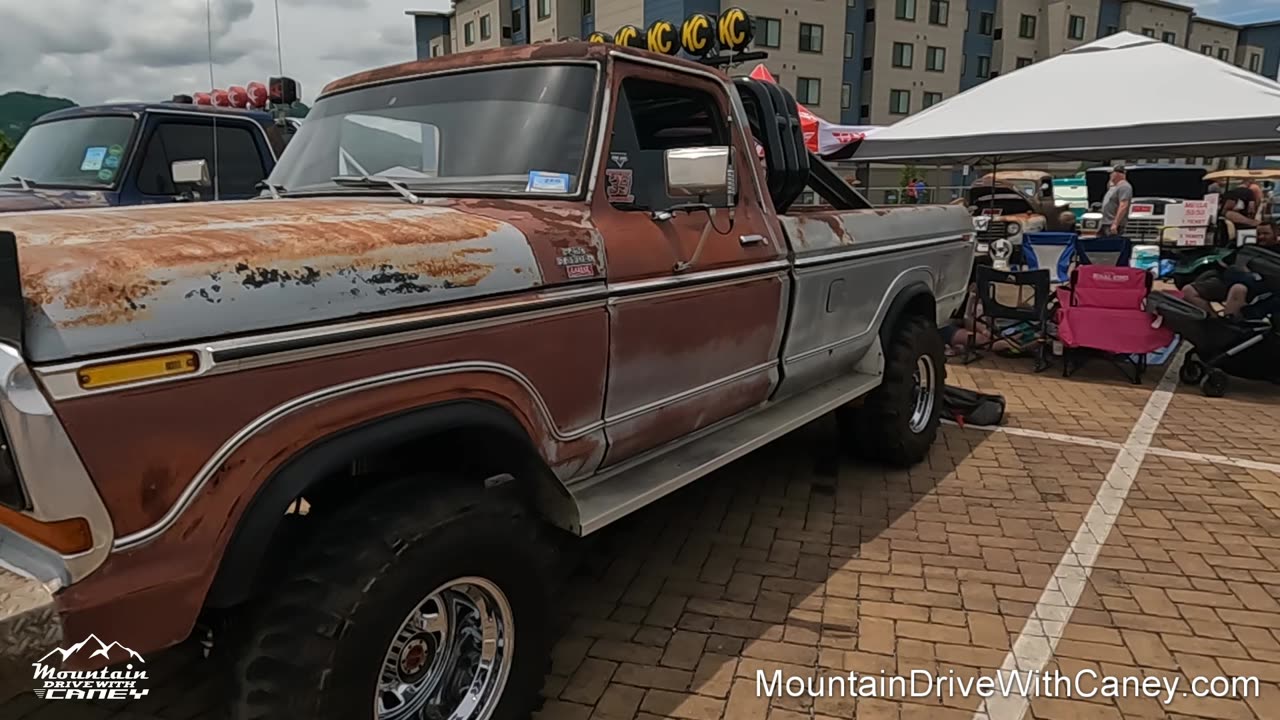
664,146,729,198
171,159,211,188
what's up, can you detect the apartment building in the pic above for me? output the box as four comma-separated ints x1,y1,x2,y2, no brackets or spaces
412,0,1279,131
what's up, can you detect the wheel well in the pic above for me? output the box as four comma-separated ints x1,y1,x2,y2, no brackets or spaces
203,400,573,609
881,284,937,343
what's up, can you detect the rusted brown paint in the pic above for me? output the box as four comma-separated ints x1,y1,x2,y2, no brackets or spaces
53,305,609,659
9,200,502,317
320,42,725,97
454,198,606,282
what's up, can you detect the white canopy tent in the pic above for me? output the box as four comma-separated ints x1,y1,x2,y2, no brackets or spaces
854,32,1280,164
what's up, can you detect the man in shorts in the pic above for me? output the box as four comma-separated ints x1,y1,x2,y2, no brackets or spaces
1183,231,1277,318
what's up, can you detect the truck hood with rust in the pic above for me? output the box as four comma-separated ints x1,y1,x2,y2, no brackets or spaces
0,188,112,214
3,198,550,362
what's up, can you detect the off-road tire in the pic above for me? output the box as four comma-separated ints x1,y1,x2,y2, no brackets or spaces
839,314,946,466
231,480,552,720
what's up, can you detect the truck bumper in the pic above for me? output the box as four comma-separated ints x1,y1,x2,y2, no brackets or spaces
0,565,62,702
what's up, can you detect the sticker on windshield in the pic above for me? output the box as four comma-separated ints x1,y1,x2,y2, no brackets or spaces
80,146,108,172
97,168,115,182
107,144,124,157
526,171,571,194
103,154,121,170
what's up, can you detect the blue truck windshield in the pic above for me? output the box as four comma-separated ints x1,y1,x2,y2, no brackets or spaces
0,116,136,189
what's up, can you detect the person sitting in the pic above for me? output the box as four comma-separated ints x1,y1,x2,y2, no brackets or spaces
1221,186,1260,231
1183,232,1278,318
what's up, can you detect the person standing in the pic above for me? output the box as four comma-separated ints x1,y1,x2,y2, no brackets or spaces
915,177,928,204
1098,165,1133,237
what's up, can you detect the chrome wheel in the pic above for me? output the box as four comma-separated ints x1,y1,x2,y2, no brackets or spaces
376,577,514,720
908,355,936,434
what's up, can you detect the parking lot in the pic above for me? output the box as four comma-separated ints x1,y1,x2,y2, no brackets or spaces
4,350,1280,720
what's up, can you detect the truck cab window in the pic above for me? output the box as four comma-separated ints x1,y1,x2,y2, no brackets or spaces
608,78,731,209
137,120,267,198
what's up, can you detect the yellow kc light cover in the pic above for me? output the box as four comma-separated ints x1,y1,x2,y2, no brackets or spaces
587,31,613,43
718,8,754,51
614,24,646,49
681,13,716,56
646,20,678,55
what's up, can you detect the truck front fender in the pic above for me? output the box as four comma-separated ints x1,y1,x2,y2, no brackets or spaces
204,399,571,609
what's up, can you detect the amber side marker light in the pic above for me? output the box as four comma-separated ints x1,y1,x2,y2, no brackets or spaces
76,351,200,390
0,505,93,554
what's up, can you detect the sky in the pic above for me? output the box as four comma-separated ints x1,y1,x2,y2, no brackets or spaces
0,0,1276,106
0,0,451,105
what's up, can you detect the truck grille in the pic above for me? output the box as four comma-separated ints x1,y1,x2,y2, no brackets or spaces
1124,217,1163,242
0,425,25,509
976,220,1009,243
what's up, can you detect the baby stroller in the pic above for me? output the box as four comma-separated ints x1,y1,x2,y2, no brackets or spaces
1145,245,1280,397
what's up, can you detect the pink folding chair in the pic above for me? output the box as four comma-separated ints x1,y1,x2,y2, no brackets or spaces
1055,266,1175,383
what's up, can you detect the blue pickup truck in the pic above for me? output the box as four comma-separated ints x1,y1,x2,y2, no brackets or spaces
0,103,296,213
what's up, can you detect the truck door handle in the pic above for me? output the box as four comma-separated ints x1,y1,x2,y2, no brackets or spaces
740,234,766,246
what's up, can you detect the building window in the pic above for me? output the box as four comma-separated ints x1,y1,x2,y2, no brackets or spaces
1016,56,1032,68
480,14,492,40
799,23,824,53
537,0,550,20
1251,53,1262,72
1162,31,1176,44
1018,14,1036,39
797,77,821,105
845,32,855,58
1218,47,1230,61
926,46,945,71
923,91,942,108
464,20,475,45
892,42,914,68
842,83,853,109
895,0,916,21
1141,27,1154,38
889,89,911,115
1201,44,1213,55
848,0,857,5
929,0,948,26
582,0,593,14
1068,15,1085,40
431,45,442,57
977,55,991,78
511,6,523,35
978,12,993,35
1105,25,1118,35
758,17,781,48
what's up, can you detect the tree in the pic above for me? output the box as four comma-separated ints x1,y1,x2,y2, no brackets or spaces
0,130,13,168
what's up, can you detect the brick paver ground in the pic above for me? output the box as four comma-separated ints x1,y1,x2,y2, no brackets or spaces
3,351,1278,720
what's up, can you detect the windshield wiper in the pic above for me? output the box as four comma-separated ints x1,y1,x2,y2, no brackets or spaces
1,176,38,191
331,175,424,205
256,180,286,200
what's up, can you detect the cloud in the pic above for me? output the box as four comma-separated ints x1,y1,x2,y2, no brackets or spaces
0,0,450,105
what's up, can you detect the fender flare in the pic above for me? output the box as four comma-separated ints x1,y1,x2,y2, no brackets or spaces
204,399,544,608
879,281,937,343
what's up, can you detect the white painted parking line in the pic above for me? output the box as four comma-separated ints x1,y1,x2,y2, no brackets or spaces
972,349,1185,720
945,420,1280,475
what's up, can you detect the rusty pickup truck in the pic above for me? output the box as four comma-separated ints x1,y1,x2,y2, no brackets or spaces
0,42,972,718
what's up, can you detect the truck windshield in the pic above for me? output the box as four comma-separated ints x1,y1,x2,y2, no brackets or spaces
270,64,597,195
0,116,136,189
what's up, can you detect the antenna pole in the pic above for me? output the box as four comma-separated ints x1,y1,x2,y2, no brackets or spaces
206,0,220,201
274,0,284,77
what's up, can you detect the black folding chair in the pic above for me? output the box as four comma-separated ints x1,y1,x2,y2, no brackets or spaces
963,266,1054,372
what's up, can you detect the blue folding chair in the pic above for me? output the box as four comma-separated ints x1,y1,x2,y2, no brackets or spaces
1022,232,1077,282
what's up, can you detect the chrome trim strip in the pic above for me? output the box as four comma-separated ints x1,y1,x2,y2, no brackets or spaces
36,285,610,400
792,234,968,268
111,360,606,551
0,345,113,583
603,360,777,425
608,260,789,296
